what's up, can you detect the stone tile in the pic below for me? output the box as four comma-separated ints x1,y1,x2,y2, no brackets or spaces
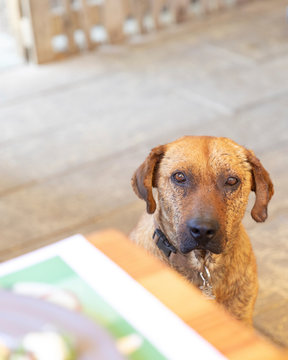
1,73,285,196
0,53,123,104
0,200,145,261
0,82,220,193
206,0,288,61
76,201,145,238
167,54,288,112
254,296,288,347
183,95,288,153
0,149,141,256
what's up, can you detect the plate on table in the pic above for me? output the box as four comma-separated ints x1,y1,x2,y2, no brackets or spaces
0,290,124,359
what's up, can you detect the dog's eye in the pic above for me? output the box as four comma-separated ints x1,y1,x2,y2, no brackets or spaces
225,177,239,186
172,172,187,184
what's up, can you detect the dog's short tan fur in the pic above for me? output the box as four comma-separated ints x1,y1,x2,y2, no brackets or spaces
130,136,274,325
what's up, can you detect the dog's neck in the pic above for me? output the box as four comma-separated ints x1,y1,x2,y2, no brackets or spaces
152,219,216,299
153,217,211,263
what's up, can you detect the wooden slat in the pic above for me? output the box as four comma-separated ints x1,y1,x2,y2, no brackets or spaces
87,5,101,25
80,0,94,50
71,10,82,30
26,0,55,63
50,13,65,36
63,0,78,54
131,0,149,34
103,0,125,43
7,0,26,59
151,0,165,30
122,0,134,17
86,230,288,360
172,0,190,23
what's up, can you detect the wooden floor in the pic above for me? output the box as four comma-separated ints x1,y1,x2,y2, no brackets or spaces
0,0,287,348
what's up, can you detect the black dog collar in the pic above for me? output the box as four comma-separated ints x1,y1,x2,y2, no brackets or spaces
153,229,177,258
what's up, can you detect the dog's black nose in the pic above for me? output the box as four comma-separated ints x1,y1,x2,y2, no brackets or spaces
180,218,220,254
187,218,219,245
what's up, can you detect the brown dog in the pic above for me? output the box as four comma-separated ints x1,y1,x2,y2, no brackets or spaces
130,136,274,325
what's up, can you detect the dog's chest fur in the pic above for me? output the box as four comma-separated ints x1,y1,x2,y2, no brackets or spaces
169,249,222,289
130,213,223,292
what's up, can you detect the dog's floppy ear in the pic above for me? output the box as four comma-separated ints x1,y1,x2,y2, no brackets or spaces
131,145,165,214
246,150,274,222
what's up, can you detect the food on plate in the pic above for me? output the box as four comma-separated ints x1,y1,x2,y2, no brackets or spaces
0,330,76,360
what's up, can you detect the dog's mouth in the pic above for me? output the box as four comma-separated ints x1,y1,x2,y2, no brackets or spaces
197,244,222,254
179,238,223,255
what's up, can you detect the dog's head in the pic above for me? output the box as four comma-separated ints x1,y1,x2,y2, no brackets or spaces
132,136,274,255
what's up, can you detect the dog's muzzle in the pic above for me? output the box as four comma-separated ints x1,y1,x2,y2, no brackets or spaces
180,218,222,254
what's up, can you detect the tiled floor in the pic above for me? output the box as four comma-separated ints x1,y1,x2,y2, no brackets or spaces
0,0,287,347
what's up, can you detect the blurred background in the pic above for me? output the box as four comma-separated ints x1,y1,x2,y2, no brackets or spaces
0,0,287,348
